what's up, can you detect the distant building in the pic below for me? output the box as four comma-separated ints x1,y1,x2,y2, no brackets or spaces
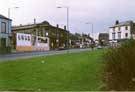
0,14,12,54
98,33,109,46
12,21,69,51
70,33,93,48
109,20,135,45
81,34,93,48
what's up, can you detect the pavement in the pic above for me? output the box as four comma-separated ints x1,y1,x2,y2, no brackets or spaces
0,48,91,62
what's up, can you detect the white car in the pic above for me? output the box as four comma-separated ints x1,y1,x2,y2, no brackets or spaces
97,45,103,49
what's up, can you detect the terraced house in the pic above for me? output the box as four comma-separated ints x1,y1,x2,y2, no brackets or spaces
109,20,135,46
0,15,12,54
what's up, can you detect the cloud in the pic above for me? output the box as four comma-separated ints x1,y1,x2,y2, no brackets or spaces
0,0,135,34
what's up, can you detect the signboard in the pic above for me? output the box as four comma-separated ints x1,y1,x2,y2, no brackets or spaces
16,33,32,46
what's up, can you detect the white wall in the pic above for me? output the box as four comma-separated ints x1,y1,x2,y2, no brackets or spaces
109,26,131,41
35,36,50,47
16,33,32,46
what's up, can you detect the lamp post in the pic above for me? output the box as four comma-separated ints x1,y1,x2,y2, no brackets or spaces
8,7,19,50
57,6,69,31
8,7,19,34
86,22,94,50
8,7,19,18
57,6,70,52
86,22,94,39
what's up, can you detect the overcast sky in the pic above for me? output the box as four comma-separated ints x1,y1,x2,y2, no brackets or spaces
0,0,135,35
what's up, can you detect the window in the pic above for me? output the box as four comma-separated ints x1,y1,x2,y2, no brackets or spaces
25,36,27,41
112,28,115,31
38,31,41,36
1,22,6,33
44,39,48,43
37,38,48,43
28,36,30,41
118,27,121,30
118,32,121,39
21,35,24,40
41,39,46,43
112,33,116,40
125,26,128,30
18,35,21,40
125,33,128,38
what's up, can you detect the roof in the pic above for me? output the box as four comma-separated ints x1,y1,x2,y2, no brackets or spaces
12,21,51,30
0,14,12,21
99,33,109,39
12,24,36,30
109,21,134,28
99,33,109,36
12,21,68,32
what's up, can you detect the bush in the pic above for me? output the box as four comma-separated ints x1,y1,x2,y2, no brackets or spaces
0,47,11,54
104,39,135,91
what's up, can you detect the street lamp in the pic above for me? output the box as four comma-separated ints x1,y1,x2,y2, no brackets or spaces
57,6,69,31
7,7,19,50
86,22,94,39
8,7,19,18
86,22,94,50
57,6,70,52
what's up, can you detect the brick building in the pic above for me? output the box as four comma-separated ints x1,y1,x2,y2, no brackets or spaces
11,21,69,50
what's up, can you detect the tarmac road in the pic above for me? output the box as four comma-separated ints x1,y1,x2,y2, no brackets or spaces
0,48,91,62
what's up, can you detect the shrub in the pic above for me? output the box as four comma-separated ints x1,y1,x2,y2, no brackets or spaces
103,39,135,91
0,47,11,54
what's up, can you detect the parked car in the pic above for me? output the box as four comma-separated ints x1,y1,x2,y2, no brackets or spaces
58,46,66,50
82,45,87,49
58,45,69,50
97,45,103,49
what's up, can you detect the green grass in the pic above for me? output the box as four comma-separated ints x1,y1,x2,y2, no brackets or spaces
0,50,104,91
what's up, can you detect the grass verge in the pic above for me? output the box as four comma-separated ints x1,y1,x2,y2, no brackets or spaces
0,50,104,91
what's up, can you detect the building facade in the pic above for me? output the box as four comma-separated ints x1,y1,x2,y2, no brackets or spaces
12,21,69,51
109,20,135,45
0,15,12,54
70,33,93,48
16,33,50,52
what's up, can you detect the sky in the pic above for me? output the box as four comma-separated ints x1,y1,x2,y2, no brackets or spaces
0,0,135,36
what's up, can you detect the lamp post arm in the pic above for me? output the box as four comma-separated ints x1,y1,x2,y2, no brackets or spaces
8,8,10,18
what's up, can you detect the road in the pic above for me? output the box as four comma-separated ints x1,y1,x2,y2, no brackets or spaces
0,48,91,62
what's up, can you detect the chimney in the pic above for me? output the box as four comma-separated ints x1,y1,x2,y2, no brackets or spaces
34,18,36,24
56,24,59,28
64,25,66,30
115,20,119,25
